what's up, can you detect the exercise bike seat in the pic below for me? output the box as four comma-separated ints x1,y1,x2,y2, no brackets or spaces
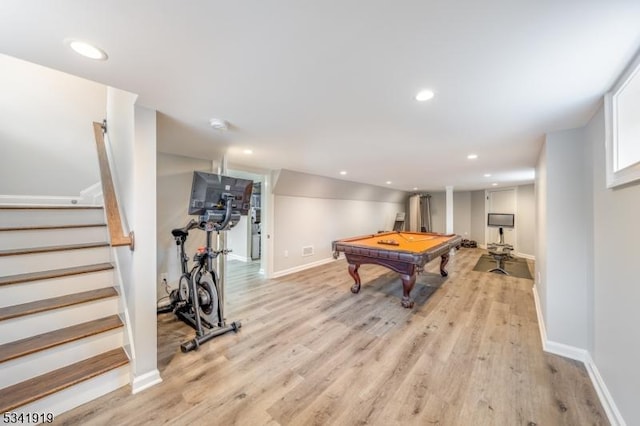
171,219,199,238
171,228,189,238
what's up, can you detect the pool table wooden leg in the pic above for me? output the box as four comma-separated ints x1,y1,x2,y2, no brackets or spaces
400,273,416,309
348,263,361,293
440,252,450,277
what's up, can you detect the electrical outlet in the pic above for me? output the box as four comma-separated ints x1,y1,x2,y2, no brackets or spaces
160,272,168,283
284,250,289,258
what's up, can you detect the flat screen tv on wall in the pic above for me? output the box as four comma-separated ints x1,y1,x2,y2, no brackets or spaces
487,213,515,228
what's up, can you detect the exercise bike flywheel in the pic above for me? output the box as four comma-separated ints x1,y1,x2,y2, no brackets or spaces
197,273,220,328
178,273,190,302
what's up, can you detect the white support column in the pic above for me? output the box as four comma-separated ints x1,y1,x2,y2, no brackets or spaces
445,185,454,234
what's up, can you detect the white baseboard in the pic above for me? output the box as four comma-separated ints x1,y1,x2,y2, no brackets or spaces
515,252,535,260
131,368,162,394
531,284,547,347
584,354,627,426
0,194,84,205
228,253,250,262
13,366,129,422
79,182,103,205
271,256,336,279
531,285,625,426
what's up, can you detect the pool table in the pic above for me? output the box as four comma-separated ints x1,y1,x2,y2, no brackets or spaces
332,231,462,308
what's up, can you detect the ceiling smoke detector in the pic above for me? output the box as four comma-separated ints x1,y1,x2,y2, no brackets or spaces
209,118,228,131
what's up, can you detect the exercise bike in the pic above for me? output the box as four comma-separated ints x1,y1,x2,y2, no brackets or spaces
159,172,252,352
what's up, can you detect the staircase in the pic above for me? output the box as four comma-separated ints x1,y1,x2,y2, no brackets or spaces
0,205,130,417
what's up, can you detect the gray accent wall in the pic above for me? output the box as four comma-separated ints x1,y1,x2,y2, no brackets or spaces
429,192,447,233
470,190,486,245
453,192,471,239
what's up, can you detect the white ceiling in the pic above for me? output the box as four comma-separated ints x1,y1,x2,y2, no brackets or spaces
1,1,640,191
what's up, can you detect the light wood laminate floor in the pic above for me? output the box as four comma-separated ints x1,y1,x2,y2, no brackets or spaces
57,248,608,425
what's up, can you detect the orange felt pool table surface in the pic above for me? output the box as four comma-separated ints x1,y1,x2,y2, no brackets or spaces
332,231,462,308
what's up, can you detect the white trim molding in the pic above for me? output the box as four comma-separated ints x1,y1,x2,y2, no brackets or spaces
605,49,640,189
532,285,626,426
515,252,535,261
131,369,162,394
271,256,336,279
0,194,85,205
584,354,627,426
228,253,251,263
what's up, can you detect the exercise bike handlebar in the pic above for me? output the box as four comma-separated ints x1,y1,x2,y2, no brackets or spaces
213,193,235,231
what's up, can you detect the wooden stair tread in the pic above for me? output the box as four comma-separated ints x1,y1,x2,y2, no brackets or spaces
0,348,128,413
0,262,114,287
0,242,109,257
0,205,103,210
0,315,123,363
0,223,107,232
0,287,118,322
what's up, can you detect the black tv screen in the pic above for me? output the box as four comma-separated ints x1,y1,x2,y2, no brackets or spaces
188,172,253,216
487,213,515,228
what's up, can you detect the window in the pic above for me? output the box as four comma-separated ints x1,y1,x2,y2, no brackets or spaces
605,50,640,188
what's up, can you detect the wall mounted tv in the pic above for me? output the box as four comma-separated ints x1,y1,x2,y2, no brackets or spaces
487,213,515,228
188,171,253,216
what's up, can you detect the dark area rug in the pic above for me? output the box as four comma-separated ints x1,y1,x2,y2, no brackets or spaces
473,254,533,280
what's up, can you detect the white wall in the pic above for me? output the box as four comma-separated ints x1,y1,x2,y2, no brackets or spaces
156,152,212,293
540,128,590,349
227,215,250,261
536,105,640,425
0,54,105,196
588,105,640,425
535,144,548,320
516,184,535,257
106,87,160,391
273,196,405,273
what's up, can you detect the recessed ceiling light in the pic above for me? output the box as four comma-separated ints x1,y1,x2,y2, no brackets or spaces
209,118,228,131
415,90,435,102
340,171,347,175
386,181,392,185
413,187,418,190
484,173,491,177
492,183,498,186
467,154,478,160
66,39,108,60
243,149,253,155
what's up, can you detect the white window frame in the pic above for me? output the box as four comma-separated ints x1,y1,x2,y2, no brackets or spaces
605,50,640,188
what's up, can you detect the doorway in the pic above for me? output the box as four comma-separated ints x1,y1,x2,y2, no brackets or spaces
485,187,516,249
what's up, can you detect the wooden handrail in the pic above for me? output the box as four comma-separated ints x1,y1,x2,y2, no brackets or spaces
93,121,135,250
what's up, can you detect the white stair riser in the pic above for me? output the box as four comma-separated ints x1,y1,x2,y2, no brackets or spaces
1,328,124,388
0,246,111,276
0,297,119,344
10,365,130,424
0,270,114,308
0,226,108,250
0,208,105,227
